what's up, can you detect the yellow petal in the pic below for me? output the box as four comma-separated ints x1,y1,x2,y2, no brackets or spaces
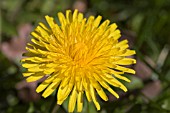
99,20,110,30
28,65,44,72
23,72,34,77
36,82,49,93
35,26,50,41
31,38,44,47
85,90,92,102
110,77,128,92
113,34,121,40
42,82,60,98
96,88,108,101
36,76,58,93
93,15,102,28
66,10,72,23
86,16,95,26
120,50,136,56
57,85,72,105
39,22,51,32
25,47,39,54
44,68,55,74
89,77,101,90
22,63,38,68
115,65,136,74
99,81,119,98
73,9,78,22
109,23,117,32
113,74,131,82
58,12,67,27
77,92,83,112
99,73,121,87
60,76,71,89
78,13,83,22
90,85,100,110
117,40,128,46
45,15,62,36
68,86,77,112
109,30,121,40
26,73,44,82
108,87,119,98
115,58,136,65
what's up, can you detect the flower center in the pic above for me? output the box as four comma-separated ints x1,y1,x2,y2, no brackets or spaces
69,42,88,67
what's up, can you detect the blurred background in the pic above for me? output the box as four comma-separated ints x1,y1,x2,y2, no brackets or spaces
0,0,170,113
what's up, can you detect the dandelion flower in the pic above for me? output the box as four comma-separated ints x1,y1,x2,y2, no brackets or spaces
21,9,136,112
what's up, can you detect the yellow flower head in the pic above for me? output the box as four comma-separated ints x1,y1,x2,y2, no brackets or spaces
22,9,136,112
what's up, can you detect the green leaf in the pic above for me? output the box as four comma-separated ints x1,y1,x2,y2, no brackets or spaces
1,16,17,37
126,104,142,113
125,75,144,90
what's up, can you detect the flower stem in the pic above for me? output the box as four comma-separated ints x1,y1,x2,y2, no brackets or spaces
49,91,60,113
51,104,60,113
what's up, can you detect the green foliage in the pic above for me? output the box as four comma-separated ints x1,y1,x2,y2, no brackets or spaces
0,0,170,113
